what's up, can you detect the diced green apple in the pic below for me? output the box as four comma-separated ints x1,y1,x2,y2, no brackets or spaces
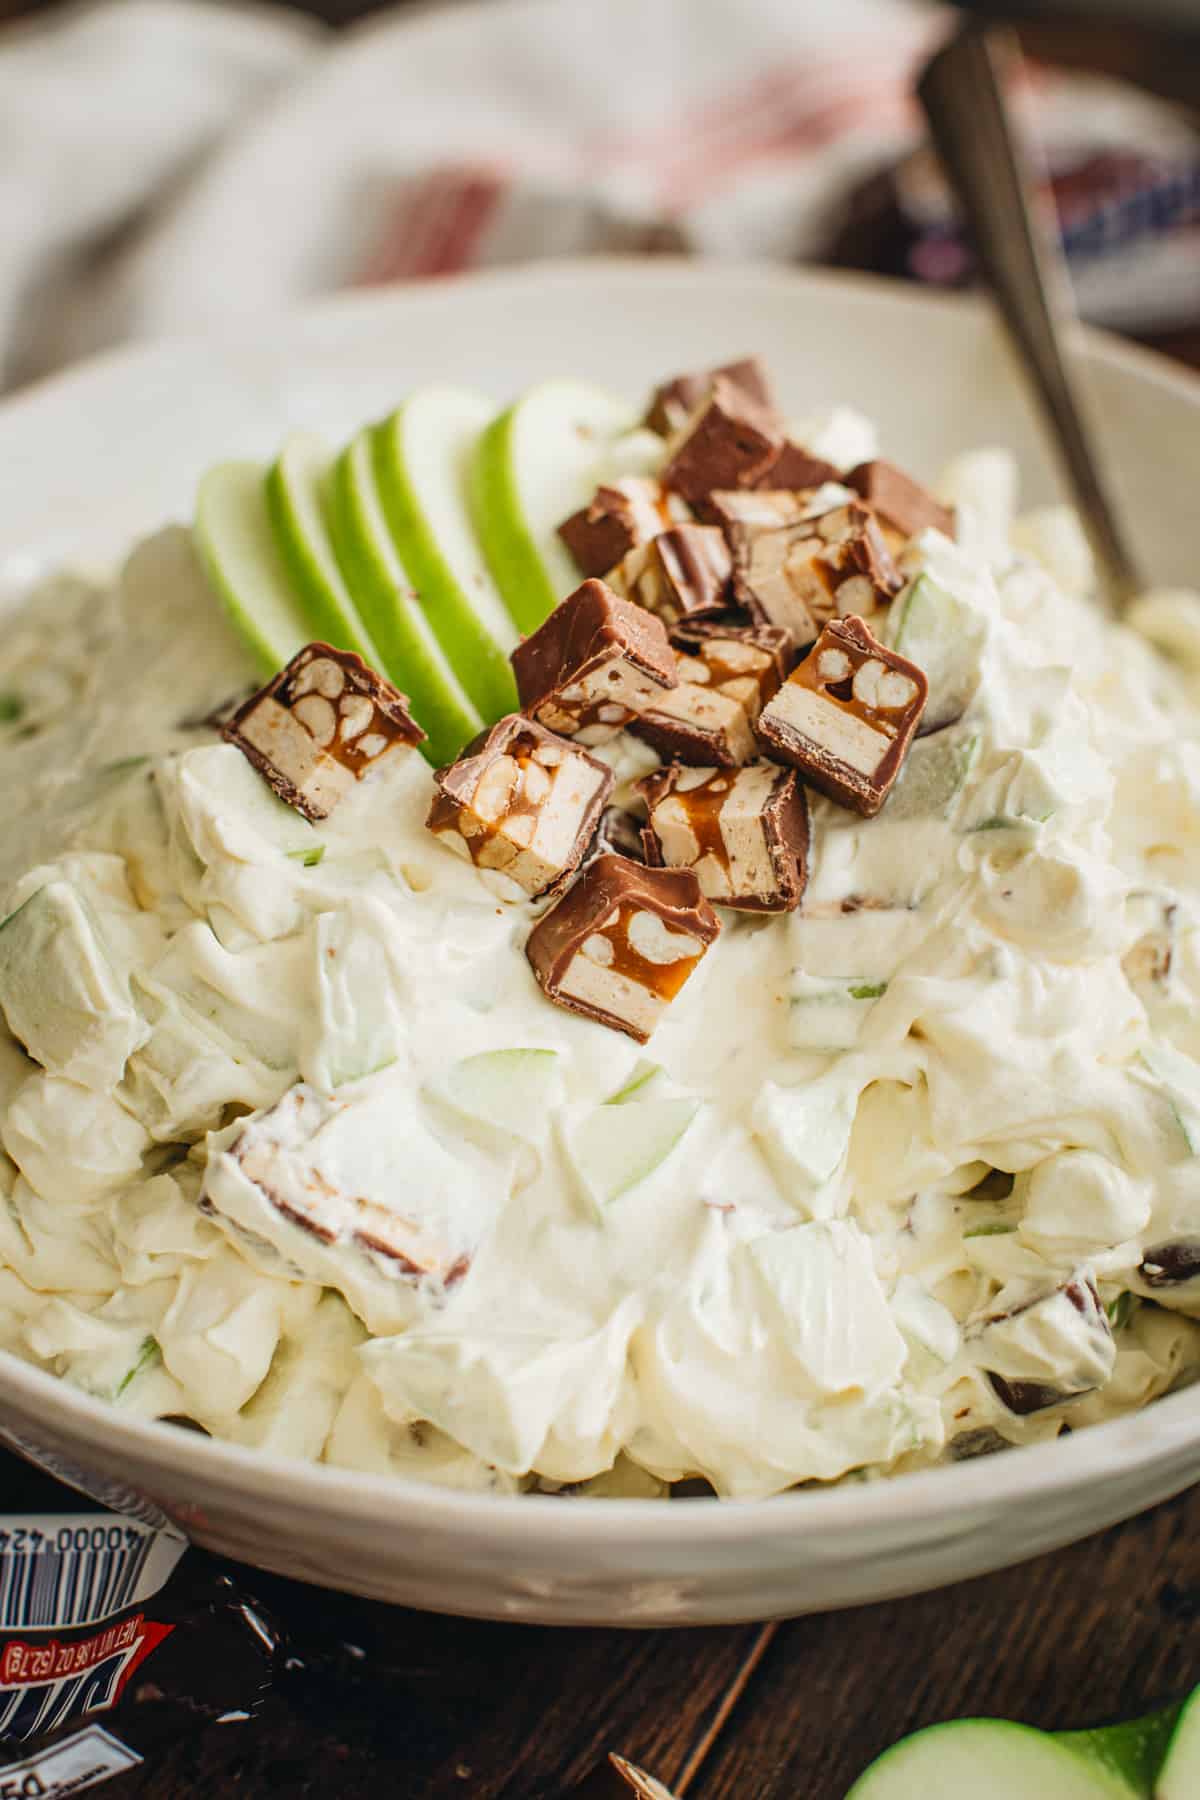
373,388,519,722
264,433,383,666
326,430,483,765
564,1098,699,1210
0,883,144,1088
194,462,310,674
433,1048,562,1141
605,1059,666,1105
467,380,638,633
788,974,887,1053
885,727,980,821
1157,1687,1200,1796
890,573,988,734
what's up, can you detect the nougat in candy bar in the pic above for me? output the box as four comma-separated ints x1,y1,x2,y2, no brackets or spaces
511,579,677,746
640,760,809,912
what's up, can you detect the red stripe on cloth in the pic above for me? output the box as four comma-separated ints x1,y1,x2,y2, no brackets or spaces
357,165,507,286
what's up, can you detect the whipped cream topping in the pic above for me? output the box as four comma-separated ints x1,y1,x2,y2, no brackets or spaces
4,435,1200,1500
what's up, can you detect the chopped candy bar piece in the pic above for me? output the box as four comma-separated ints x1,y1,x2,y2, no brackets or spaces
643,355,774,437
630,621,788,768
222,642,425,822
847,458,955,541
662,376,784,509
707,488,813,538
592,804,652,865
606,523,732,627
639,761,809,912
756,615,928,815
755,441,842,491
967,1273,1115,1415
526,852,720,1042
732,500,902,646
557,478,688,578
511,579,678,745
426,714,613,897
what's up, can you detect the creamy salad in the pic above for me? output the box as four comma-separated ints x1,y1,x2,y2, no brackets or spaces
3,362,1200,1503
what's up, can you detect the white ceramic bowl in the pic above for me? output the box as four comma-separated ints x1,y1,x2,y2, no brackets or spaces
3,262,1200,1626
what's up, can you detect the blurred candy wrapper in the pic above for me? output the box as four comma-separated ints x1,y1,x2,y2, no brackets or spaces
826,85,1200,335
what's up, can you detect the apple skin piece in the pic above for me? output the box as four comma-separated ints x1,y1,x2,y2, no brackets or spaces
1153,1688,1200,1798
194,462,311,674
468,380,639,634
846,1717,1138,1799
264,434,385,670
326,431,483,766
373,388,519,723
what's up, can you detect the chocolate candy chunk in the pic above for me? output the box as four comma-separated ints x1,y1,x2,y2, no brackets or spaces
426,714,613,897
640,761,809,912
606,523,732,627
661,376,784,509
756,615,927,816
526,852,720,1042
643,355,774,437
557,478,686,578
756,441,843,491
1139,1239,1200,1288
707,487,815,538
847,458,955,542
592,804,651,864
630,621,789,768
732,500,902,647
222,642,424,822
512,579,678,745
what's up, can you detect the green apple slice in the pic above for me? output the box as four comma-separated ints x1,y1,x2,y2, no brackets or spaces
194,462,309,673
373,388,519,722
846,1719,1135,1798
564,1098,699,1211
468,380,639,633
1156,1688,1200,1796
433,1048,562,1141
326,431,483,765
264,434,383,667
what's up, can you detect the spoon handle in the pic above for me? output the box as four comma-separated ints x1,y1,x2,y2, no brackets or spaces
917,25,1144,611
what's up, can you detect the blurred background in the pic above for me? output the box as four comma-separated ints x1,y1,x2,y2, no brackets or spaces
0,0,1197,395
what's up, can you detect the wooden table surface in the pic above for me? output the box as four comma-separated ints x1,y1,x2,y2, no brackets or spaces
63,1480,1195,1798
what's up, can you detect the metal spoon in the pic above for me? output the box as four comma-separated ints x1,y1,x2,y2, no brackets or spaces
917,24,1144,612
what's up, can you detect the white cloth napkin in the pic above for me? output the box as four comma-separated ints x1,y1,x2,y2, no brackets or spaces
0,0,945,390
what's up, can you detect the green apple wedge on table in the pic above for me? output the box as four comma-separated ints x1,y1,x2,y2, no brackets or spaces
847,1683,1200,1798
468,380,644,632
372,387,519,722
325,430,483,766
264,434,384,669
193,462,310,674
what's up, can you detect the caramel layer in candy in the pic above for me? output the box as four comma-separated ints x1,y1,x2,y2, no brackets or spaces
426,714,613,897
662,376,784,509
732,501,902,648
755,441,842,491
558,478,686,578
526,853,720,1042
847,458,955,541
606,524,732,627
640,761,809,912
643,355,773,438
630,621,789,769
756,615,927,815
512,579,678,745
222,642,424,822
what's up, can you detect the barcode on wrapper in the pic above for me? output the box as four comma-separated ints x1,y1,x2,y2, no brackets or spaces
0,1516,183,1632
0,1723,141,1795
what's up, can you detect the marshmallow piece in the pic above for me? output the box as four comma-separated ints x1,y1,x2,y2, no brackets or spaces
606,524,732,627
661,376,785,509
630,623,789,769
967,1273,1115,1415
756,615,927,816
426,714,614,898
847,457,956,543
511,579,678,746
222,642,424,822
526,853,720,1042
642,355,774,438
732,500,902,648
640,759,810,912
557,478,687,578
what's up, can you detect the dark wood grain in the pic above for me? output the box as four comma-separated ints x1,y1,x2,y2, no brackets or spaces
69,1483,1197,1799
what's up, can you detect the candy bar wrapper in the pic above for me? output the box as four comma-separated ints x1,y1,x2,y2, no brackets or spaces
0,1439,280,1793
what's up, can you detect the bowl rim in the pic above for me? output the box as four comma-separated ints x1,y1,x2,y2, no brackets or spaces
3,256,1200,1541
